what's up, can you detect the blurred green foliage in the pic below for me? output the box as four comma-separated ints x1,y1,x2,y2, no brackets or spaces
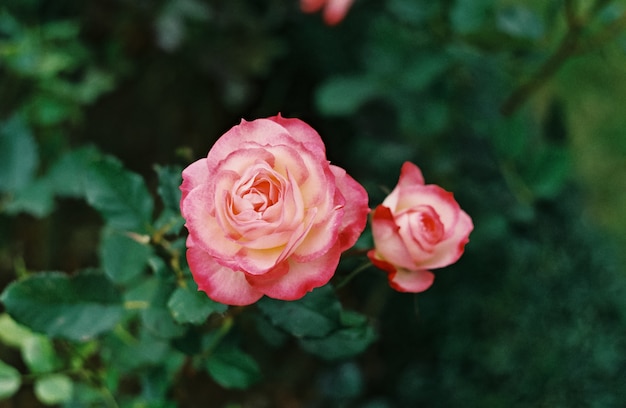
1,0,626,407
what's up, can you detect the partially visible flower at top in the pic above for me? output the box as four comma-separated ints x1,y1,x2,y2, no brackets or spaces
180,114,369,306
367,162,473,293
301,0,355,25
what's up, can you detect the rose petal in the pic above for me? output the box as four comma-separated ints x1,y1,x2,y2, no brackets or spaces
370,205,418,271
268,114,326,157
393,185,460,233
180,158,209,203
323,0,355,25
187,247,263,306
388,268,435,293
247,245,341,300
183,183,241,268
381,161,425,211
414,209,473,270
300,0,325,13
330,165,369,251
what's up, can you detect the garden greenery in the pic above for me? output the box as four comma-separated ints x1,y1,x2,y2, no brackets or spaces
1,0,626,407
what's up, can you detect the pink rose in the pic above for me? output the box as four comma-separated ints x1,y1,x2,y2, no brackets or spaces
367,162,473,293
300,0,355,25
180,114,369,306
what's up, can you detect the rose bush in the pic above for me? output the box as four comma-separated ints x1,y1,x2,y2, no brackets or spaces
367,162,473,293
300,0,355,25
180,114,369,305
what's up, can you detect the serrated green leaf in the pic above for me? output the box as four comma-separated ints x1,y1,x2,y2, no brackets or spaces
22,335,61,374
0,360,21,400
125,277,185,339
299,324,377,361
100,229,153,284
257,285,341,338
206,347,261,389
84,155,154,233
155,164,183,213
34,374,73,405
0,313,35,348
0,114,38,193
0,270,124,341
104,329,170,372
167,282,227,325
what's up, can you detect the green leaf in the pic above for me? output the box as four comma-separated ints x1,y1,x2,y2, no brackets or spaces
0,360,21,401
155,164,183,213
45,146,101,198
400,54,450,92
316,75,379,116
496,5,544,40
524,146,570,199
34,374,73,405
257,285,341,338
3,178,55,218
206,347,261,389
450,0,492,34
100,229,153,284
0,114,38,193
22,335,61,374
84,156,154,233
299,324,377,361
0,270,124,341
125,277,185,339
104,329,171,372
167,282,227,325
0,313,34,348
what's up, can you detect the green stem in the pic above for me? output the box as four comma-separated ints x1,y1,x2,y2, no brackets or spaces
203,316,234,359
336,262,372,290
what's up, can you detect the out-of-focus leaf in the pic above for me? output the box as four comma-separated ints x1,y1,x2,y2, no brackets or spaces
0,270,124,341
34,374,73,405
316,76,379,116
206,347,261,390
25,94,76,126
3,178,55,218
401,54,450,92
257,285,341,338
167,281,227,325
524,146,570,199
451,0,492,34
0,314,34,348
100,229,153,284
0,360,21,400
155,164,183,213
318,362,363,400
84,155,154,233
0,114,38,193
22,335,61,374
497,5,544,40
44,146,101,198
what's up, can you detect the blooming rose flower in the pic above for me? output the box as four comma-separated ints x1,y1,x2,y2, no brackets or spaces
367,162,473,293
180,114,369,306
300,0,354,25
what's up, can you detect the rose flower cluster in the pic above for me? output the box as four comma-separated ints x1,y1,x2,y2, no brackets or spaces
180,115,473,306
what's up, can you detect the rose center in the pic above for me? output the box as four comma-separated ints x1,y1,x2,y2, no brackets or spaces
233,172,281,219
405,205,444,250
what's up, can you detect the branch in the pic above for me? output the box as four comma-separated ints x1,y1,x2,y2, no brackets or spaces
500,2,626,116
500,25,582,116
